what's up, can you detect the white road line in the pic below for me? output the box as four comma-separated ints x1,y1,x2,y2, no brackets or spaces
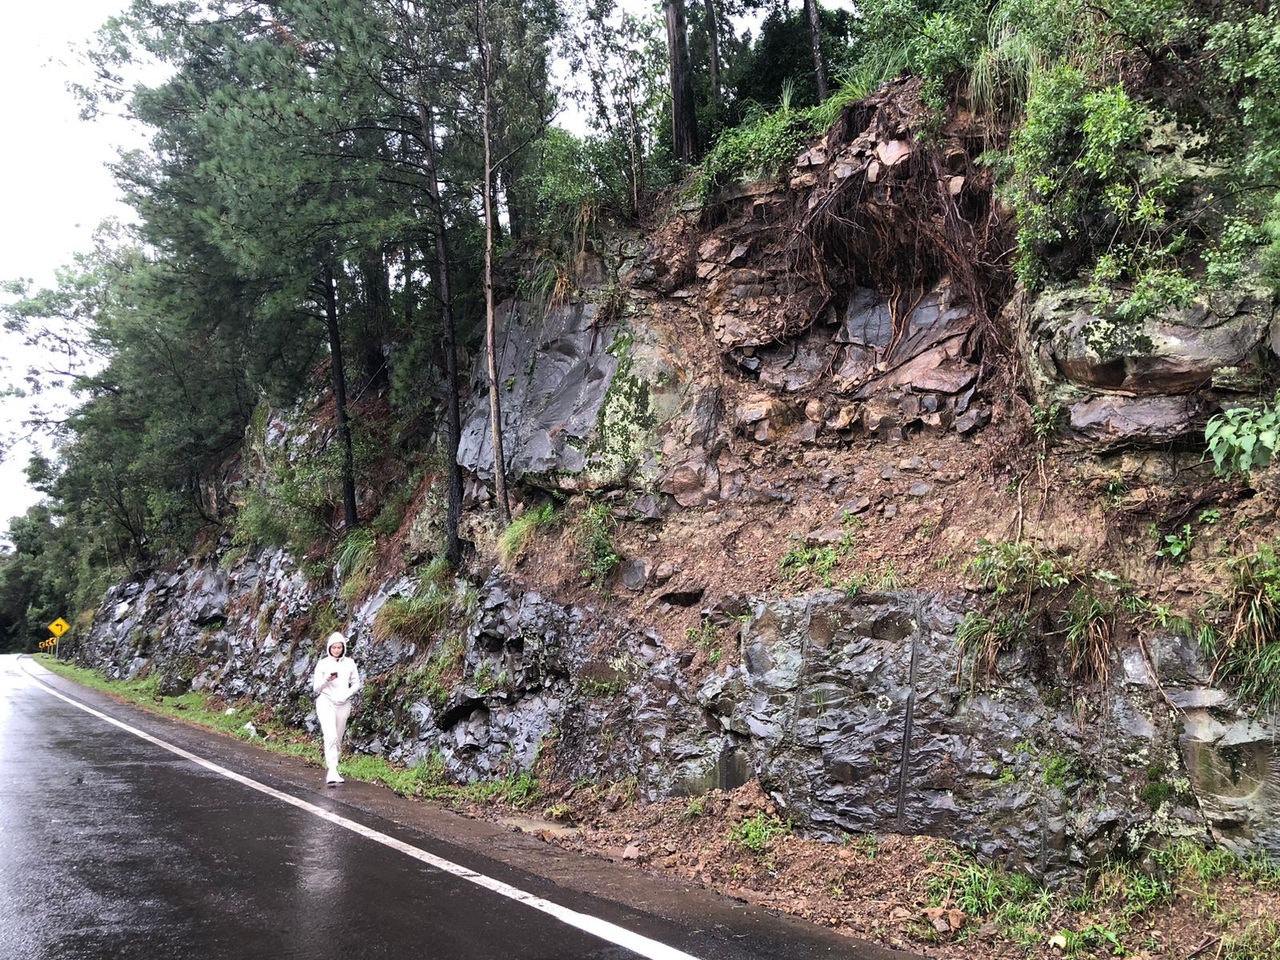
27,667,702,960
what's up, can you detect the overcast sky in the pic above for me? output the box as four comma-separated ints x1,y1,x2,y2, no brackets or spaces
0,1,138,539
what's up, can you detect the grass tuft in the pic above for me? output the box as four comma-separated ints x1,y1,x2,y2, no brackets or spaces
497,502,559,568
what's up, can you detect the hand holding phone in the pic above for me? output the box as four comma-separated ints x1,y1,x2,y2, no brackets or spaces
329,671,338,680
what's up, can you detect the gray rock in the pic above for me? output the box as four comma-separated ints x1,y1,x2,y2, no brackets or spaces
77,529,1274,883
621,559,651,591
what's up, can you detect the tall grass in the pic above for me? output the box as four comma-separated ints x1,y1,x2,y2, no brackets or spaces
968,17,1048,119
1212,541,1280,714
497,502,559,568
336,528,377,603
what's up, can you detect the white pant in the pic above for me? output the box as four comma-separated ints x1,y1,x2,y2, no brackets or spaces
316,697,352,774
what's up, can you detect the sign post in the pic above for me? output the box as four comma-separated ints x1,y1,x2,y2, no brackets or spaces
46,617,70,659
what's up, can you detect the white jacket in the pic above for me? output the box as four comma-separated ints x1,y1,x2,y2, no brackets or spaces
312,653,360,706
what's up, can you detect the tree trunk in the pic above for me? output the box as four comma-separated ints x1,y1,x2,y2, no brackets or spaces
418,102,464,566
478,0,511,523
702,0,720,107
663,0,699,163
358,248,391,389
628,91,644,216
321,265,359,531
500,165,524,241
804,0,829,102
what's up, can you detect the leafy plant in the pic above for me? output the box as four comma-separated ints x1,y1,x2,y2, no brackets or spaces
729,812,791,853
687,618,729,666
577,502,619,585
846,833,880,860
1112,266,1197,324
1052,923,1126,956
1205,216,1269,286
780,537,844,586
686,619,719,648
1205,394,1280,478
1031,402,1062,446
970,539,1070,598
919,833,1276,955
682,796,708,820
1155,524,1195,564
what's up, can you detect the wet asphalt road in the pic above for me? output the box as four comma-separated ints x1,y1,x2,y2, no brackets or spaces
0,656,916,960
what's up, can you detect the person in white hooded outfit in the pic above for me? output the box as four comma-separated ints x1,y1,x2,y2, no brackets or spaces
311,631,360,786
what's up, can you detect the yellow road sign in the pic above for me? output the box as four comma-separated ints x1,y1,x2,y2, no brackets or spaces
48,617,70,637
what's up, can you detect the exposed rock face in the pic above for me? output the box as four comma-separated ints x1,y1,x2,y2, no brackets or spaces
1018,261,1279,448
454,81,999,511
456,299,622,484
1181,711,1280,860
79,560,1278,882
695,590,1249,879
74,82,1280,887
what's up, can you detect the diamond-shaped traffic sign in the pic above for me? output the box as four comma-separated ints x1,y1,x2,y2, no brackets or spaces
48,617,70,637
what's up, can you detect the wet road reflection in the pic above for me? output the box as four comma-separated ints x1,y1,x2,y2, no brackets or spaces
0,658,654,959
1,657,903,960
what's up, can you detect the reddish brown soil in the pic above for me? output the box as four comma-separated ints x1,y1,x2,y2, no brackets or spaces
454,778,1280,960
477,421,1280,959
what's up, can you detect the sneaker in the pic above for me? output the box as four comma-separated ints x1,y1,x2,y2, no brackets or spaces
326,771,342,786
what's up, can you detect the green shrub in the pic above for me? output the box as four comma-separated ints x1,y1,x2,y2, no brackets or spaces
691,101,822,203
729,812,791,853
1205,394,1280,479
523,127,607,248
1206,216,1269,286
1112,266,1197,324
577,502,619,585
1004,66,1176,296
